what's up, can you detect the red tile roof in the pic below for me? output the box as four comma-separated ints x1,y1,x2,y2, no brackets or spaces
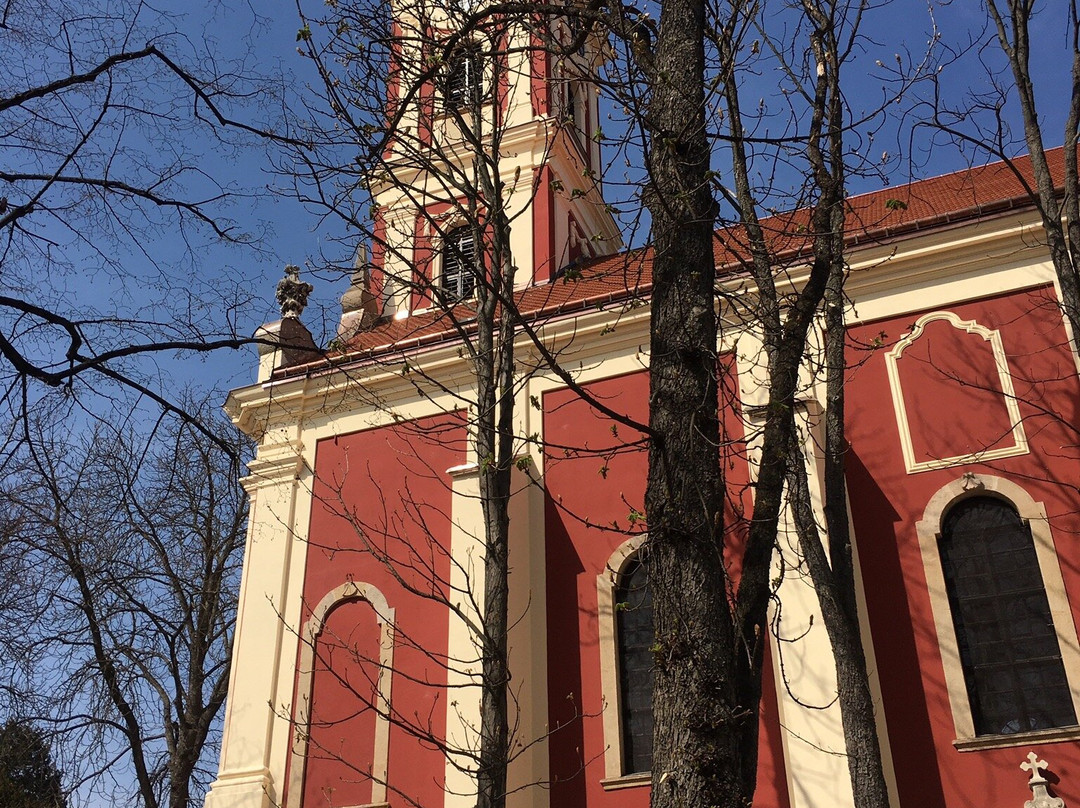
279,148,1062,376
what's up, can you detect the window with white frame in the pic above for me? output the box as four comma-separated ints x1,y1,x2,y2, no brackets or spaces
552,57,587,150
441,226,477,300
597,535,653,785
915,475,1080,746
564,81,584,134
614,554,653,774
939,496,1075,736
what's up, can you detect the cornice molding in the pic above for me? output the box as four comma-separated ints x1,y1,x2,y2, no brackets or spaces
228,300,653,435
227,211,1058,439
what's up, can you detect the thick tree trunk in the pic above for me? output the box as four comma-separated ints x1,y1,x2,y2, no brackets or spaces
637,1,893,804
643,0,741,803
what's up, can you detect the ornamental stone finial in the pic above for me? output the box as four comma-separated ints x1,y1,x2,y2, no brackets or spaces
1022,751,1066,808
276,264,314,319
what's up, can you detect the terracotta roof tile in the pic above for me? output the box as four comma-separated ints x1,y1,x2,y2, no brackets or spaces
282,148,1063,375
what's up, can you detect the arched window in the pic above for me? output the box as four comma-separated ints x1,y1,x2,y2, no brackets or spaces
441,226,476,300
614,554,653,774
939,496,1076,736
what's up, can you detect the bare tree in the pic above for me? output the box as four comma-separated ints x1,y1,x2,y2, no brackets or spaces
0,0,300,444
261,1,919,807
283,2,632,806
0,395,250,808
923,0,1080,352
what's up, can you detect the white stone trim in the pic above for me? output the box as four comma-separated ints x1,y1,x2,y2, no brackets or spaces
287,581,396,808
599,772,651,791
915,474,1080,744
1048,274,1080,378
206,428,313,808
885,311,1029,473
596,534,649,783
444,467,485,808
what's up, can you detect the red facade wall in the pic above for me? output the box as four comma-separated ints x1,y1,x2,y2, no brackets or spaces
846,285,1080,808
293,413,468,808
542,370,791,808
280,285,1080,808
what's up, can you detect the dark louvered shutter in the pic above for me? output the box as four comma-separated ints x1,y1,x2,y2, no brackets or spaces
442,227,476,299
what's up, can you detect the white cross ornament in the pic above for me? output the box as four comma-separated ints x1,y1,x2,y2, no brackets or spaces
1022,752,1065,808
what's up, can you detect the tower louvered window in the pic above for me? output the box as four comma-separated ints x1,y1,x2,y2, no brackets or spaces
939,496,1076,736
442,226,476,300
445,47,482,109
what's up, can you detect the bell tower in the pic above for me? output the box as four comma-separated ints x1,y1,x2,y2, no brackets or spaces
205,9,625,808
365,2,622,319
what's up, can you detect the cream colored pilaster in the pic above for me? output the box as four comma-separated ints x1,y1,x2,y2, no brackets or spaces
765,402,855,808
445,463,485,808
506,463,549,808
443,457,549,808
205,430,310,808
736,332,854,808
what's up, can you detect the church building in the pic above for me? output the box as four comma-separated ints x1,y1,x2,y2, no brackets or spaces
203,7,1080,808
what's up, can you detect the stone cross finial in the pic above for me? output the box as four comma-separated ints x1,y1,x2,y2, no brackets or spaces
276,264,314,319
1023,753,1049,782
1022,752,1065,808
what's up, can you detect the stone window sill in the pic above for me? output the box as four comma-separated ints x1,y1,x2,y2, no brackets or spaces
600,772,651,791
955,725,1080,752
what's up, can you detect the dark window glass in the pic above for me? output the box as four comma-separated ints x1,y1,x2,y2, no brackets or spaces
939,496,1076,736
564,83,580,126
615,555,653,774
445,48,482,109
442,227,476,299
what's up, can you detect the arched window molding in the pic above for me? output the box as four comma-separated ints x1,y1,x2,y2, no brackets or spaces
287,581,396,808
596,534,651,788
885,311,1028,473
916,475,1080,749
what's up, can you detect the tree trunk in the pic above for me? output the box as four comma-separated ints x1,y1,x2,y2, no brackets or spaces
474,264,513,808
787,420,891,808
643,0,741,803
473,104,517,805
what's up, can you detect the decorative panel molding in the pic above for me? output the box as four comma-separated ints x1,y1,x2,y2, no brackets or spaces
885,311,1028,473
